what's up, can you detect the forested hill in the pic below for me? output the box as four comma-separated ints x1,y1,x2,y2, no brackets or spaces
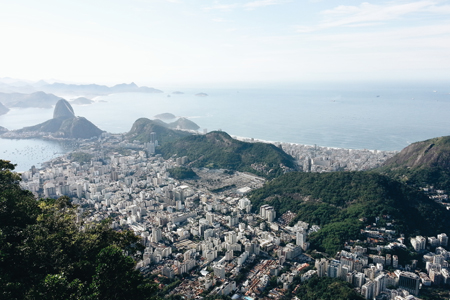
158,131,296,178
378,135,450,190
125,118,191,144
249,171,450,254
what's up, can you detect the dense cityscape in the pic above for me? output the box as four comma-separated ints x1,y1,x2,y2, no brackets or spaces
15,132,450,300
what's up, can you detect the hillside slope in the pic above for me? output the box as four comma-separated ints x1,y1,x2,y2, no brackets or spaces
125,118,191,144
249,171,450,254
380,136,450,190
159,131,296,178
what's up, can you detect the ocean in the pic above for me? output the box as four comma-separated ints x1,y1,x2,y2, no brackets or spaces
1,81,449,171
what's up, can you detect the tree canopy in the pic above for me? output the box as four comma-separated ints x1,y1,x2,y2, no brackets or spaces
0,160,157,300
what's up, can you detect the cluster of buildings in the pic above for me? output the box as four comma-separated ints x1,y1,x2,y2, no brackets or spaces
303,231,449,300
421,186,450,210
235,136,397,172
17,133,449,300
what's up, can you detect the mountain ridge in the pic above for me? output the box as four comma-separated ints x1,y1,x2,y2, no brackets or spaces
159,131,296,178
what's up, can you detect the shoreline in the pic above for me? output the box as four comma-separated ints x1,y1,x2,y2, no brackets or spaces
230,134,399,154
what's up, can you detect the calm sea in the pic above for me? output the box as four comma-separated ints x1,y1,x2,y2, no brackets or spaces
1,81,449,171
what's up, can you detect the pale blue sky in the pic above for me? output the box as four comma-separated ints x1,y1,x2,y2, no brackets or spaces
1,0,449,85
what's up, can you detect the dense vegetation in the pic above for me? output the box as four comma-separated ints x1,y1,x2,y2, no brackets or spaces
0,160,157,299
167,166,197,180
69,151,94,163
379,136,450,190
126,118,191,144
292,276,364,300
159,131,296,179
249,171,450,254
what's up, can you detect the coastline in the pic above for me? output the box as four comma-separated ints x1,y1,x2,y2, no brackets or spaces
231,134,399,154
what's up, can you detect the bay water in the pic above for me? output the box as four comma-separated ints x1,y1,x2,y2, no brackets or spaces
1,81,449,171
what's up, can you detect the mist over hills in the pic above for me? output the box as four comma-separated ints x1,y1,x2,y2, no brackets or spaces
0,91,61,109
0,102,9,115
0,78,163,104
39,82,163,96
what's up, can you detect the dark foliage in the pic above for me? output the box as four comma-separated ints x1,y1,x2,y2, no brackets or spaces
167,166,197,180
159,131,296,179
0,160,157,300
293,276,364,300
69,152,94,164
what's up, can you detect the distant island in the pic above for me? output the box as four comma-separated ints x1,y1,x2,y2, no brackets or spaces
195,92,208,97
4,99,103,139
154,112,176,120
70,97,94,105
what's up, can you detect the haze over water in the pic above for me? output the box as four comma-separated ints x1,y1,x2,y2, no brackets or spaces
1,81,449,171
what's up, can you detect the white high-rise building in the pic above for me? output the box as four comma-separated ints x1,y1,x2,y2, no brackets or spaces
151,227,162,243
296,228,307,249
410,236,426,251
438,233,448,247
238,198,251,211
206,212,214,225
266,207,276,222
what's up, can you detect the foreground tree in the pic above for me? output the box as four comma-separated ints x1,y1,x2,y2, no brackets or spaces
0,160,157,299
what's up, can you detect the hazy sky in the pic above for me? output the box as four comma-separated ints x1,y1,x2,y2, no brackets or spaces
1,0,449,85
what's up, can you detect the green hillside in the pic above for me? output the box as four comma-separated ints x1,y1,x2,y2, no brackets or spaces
159,131,296,178
125,118,191,144
249,171,450,254
379,136,450,190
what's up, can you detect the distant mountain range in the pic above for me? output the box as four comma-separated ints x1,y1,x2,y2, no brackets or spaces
0,78,163,98
0,91,61,109
39,82,162,96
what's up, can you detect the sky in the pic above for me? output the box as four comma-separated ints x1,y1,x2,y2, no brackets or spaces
0,0,449,86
